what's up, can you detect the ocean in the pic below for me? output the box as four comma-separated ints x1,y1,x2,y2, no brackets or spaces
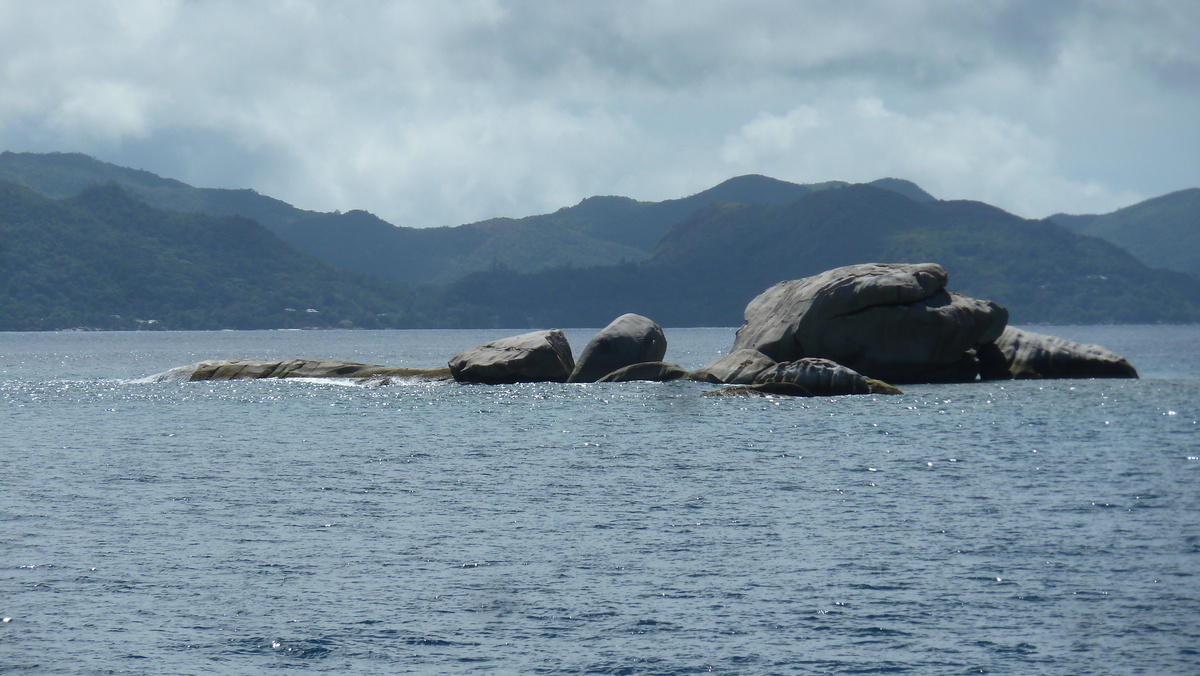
2,326,1198,675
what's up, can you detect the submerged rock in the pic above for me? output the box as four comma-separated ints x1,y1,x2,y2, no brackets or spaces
978,327,1138,380
704,358,901,397
752,358,902,396
149,358,453,383
449,329,575,384
569,313,668,383
688,348,778,384
596,361,688,382
731,262,1008,383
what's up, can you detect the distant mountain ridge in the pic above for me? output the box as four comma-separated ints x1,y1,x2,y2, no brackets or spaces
0,180,417,330
0,152,935,284
2,150,1198,329
1051,188,1200,277
428,184,1200,327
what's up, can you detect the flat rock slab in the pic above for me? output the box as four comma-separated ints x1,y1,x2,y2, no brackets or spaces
979,327,1138,379
688,348,778,384
150,358,453,383
596,361,688,382
449,329,575,384
753,357,902,396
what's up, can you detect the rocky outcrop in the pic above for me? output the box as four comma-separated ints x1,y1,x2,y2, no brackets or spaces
688,348,778,384
448,329,575,384
978,327,1139,380
596,361,688,382
145,262,1140,394
754,358,901,395
568,313,668,383
705,358,902,397
756,358,903,395
148,358,453,383
731,263,1008,383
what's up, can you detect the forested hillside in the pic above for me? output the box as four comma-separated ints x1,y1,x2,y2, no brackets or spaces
2,151,1198,329
0,152,931,284
1052,188,1200,277
425,185,1200,327
0,182,416,330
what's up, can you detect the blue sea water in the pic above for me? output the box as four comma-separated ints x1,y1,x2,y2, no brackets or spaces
1,326,1198,675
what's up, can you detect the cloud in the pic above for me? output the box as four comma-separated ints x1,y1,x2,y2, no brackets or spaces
1,0,1197,225
720,97,1143,217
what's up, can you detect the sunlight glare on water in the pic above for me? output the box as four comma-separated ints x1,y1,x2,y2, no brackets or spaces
0,326,1198,674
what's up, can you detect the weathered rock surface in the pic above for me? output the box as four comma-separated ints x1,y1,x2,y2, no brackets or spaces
596,361,688,382
753,358,903,395
978,327,1138,380
568,314,668,383
149,358,453,383
688,348,778,384
704,358,902,397
731,263,1008,383
449,329,575,384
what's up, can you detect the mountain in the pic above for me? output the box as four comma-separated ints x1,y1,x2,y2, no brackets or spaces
1051,188,1200,277
0,150,314,232
0,181,418,330
4,151,1198,328
427,184,1200,327
0,153,932,285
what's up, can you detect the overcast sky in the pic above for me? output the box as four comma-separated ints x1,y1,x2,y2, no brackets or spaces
3,0,1198,226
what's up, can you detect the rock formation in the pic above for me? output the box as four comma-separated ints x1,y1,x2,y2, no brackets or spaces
707,358,902,397
977,327,1139,379
752,358,903,395
148,358,452,383
596,361,688,382
568,313,668,383
448,329,575,384
145,263,1140,395
731,263,1008,383
688,348,778,384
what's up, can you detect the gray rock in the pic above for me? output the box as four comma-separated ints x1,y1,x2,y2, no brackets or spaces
148,358,453,383
731,263,1008,383
978,327,1138,380
568,314,667,383
688,348,777,384
596,361,688,382
752,358,903,395
448,329,575,384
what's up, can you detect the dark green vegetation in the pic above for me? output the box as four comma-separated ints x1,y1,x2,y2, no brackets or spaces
0,182,417,330
0,152,927,284
1,151,1198,330
433,186,1200,327
1051,188,1200,277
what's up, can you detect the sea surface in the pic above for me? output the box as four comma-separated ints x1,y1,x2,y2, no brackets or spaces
1,326,1198,675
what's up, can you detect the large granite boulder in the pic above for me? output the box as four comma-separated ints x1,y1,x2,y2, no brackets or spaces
148,358,453,383
568,314,668,383
688,348,778,384
449,329,575,384
596,361,688,382
731,263,1008,383
978,327,1138,380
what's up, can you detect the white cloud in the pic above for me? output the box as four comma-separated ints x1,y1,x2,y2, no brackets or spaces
0,0,1196,224
722,96,1146,216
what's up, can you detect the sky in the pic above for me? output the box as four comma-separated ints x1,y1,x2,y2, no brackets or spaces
2,0,1198,227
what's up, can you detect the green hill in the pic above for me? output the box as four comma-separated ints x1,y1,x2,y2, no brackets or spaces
0,182,417,330
0,153,931,285
427,185,1200,327
4,151,1198,328
1051,188,1200,277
